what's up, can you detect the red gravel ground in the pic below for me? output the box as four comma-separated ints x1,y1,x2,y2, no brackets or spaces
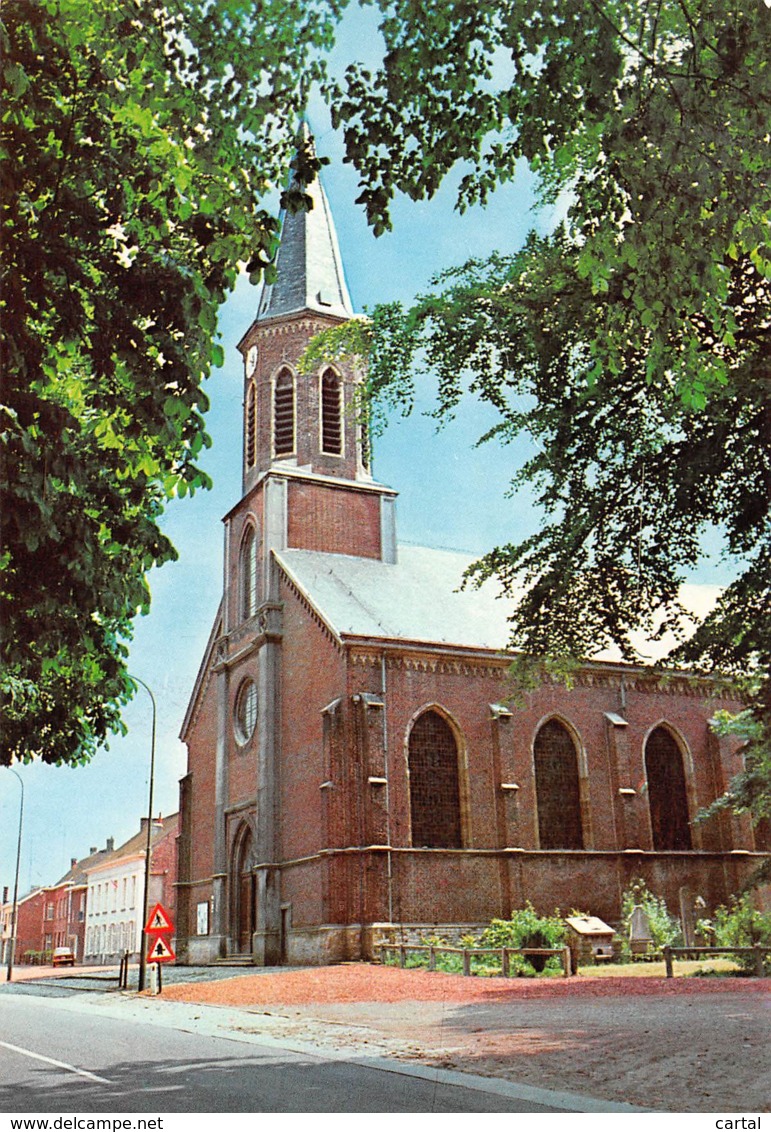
160,962,766,1005
160,964,770,1112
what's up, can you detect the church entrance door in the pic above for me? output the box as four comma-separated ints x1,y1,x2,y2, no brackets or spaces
233,825,255,955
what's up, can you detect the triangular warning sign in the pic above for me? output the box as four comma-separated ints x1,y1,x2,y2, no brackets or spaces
146,935,176,963
144,902,174,933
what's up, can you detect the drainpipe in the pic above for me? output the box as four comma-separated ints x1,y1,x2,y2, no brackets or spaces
381,654,394,927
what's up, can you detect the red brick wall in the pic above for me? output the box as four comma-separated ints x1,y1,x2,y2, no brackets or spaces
149,820,179,924
184,673,218,885
287,480,382,558
13,890,47,959
278,579,347,869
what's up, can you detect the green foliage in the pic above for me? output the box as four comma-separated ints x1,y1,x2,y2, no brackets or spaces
621,879,682,954
1,0,342,763
479,903,566,972
712,894,771,975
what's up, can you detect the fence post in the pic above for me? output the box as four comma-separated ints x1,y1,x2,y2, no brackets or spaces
428,946,436,972
754,944,764,978
463,949,471,976
562,946,571,977
399,945,406,968
501,948,509,978
664,946,673,978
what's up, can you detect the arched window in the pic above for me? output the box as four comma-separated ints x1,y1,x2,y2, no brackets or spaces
408,710,462,848
273,367,295,456
533,719,584,849
239,525,258,620
245,382,257,468
645,726,692,849
320,369,342,455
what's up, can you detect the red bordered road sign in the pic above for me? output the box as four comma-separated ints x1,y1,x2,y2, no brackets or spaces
146,935,176,963
144,902,174,934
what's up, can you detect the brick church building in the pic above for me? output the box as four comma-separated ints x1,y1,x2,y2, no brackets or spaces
175,136,766,966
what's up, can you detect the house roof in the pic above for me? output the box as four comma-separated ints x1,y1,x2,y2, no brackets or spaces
85,814,179,877
53,845,114,888
275,543,721,665
254,126,354,323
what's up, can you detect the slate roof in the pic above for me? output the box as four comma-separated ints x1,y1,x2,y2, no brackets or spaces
53,845,113,888
275,544,721,665
84,814,179,875
256,127,354,322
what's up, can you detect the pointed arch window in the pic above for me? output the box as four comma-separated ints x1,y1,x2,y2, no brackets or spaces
245,382,257,469
408,709,462,848
273,367,295,457
645,727,692,849
320,368,343,455
533,719,584,849
239,525,258,621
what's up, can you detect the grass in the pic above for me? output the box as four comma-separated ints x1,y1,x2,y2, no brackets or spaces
577,958,743,978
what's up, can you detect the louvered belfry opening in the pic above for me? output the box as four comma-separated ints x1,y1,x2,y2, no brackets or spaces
240,526,258,621
408,710,462,848
645,727,692,850
321,369,342,455
273,368,295,456
534,719,584,849
245,383,257,468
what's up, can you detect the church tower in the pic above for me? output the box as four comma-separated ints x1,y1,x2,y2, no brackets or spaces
226,127,397,629
192,133,397,964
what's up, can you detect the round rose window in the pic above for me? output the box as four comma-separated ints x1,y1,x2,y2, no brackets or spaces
234,679,258,744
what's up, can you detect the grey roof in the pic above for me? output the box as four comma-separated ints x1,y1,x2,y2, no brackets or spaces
277,544,514,651
275,544,721,663
256,131,354,322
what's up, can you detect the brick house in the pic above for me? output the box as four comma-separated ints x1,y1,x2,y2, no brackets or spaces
84,814,178,964
2,888,46,964
175,134,768,966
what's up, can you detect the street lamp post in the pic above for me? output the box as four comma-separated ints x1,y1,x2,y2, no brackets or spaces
5,769,24,983
132,676,157,993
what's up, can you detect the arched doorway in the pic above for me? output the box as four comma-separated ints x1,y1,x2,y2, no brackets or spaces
533,719,584,849
232,824,255,953
645,726,692,849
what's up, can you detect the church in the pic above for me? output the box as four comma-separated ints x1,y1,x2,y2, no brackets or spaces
175,138,765,966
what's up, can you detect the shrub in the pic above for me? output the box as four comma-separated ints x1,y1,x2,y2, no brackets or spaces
713,894,771,975
479,903,566,973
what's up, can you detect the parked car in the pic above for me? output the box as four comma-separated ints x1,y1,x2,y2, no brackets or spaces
52,947,75,967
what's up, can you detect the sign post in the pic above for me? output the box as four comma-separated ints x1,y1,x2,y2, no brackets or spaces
143,902,175,994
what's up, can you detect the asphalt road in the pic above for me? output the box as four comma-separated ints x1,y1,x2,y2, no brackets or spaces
0,991,566,1114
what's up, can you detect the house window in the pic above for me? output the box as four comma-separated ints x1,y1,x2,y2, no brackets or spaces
533,719,584,849
408,710,462,848
320,369,343,455
245,382,257,468
234,679,258,745
645,726,692,849
46,902,53,920
240,525,258,621
273,367,295,456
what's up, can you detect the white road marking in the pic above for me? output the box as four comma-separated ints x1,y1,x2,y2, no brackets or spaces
0,1040,111,1084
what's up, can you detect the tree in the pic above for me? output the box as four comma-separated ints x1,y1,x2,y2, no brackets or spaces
313,0,771,842
1,0,337,764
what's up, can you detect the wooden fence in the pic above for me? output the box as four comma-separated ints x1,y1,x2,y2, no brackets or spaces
375,942,572,978
662,945,771,978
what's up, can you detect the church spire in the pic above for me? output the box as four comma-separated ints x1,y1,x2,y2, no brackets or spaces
256,128,354,322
